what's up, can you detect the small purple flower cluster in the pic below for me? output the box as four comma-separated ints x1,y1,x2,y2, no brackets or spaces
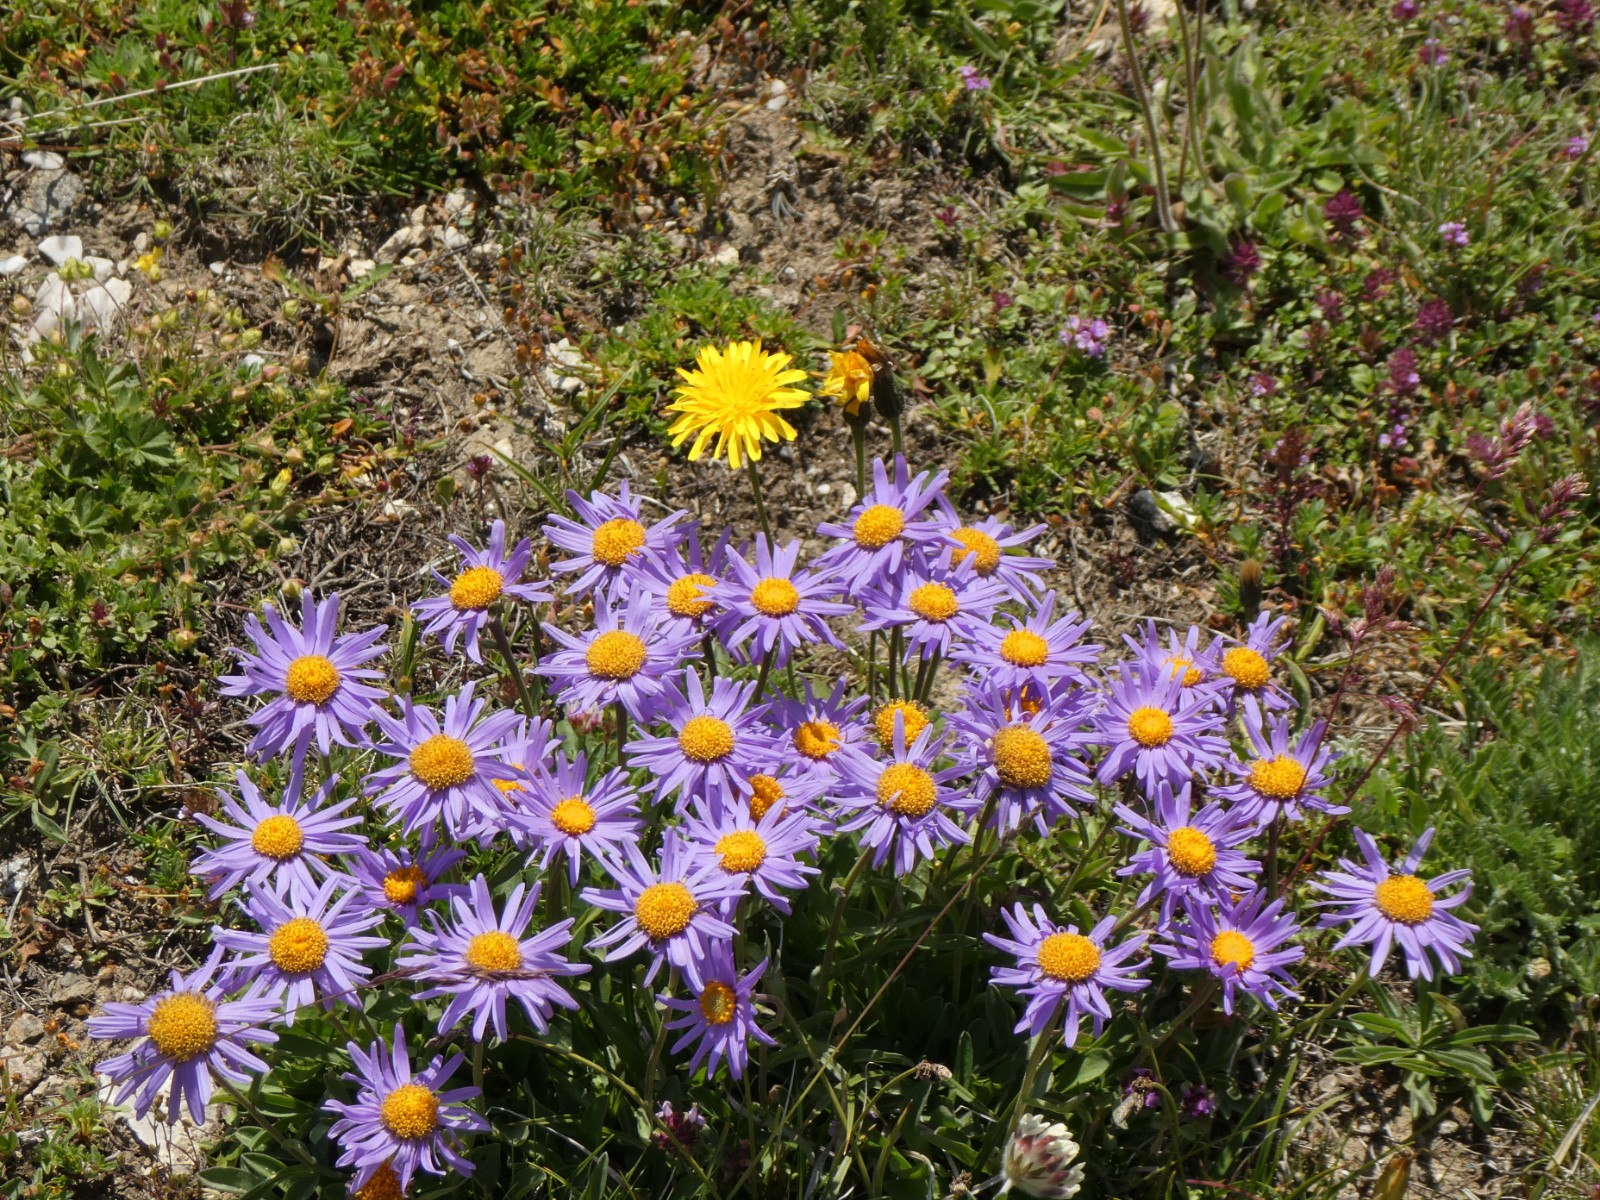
1060,315,1110,358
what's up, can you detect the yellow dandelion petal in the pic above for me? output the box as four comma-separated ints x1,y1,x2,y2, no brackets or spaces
666,339,812,470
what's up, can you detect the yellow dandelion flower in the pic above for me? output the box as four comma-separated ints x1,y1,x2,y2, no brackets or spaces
818,349,873,417
666,340,809,470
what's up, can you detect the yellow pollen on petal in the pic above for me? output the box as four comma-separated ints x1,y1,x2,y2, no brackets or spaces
750,576,801,616
354,1162,405,1200
679,714,736,763
993,726,1053,789
449,565,504,610
1210,930,1256,971
715,830,768,873
908,582,960,622
1037,932,1102,982
380,1084,439,1139
268,916,330,974
1374,874,1435,924
699,980,738,1025
284,654,341,704
950,527,1002,575
1127,706,1175,748
793,720,841,761
383,864,427,905
1166,827,1217,876
251,813,305,860
409,734,475,790
591,518,647,567
634,882,697,940
874,700,929,749
465,930,523,973
853,504,906,549
145,993,219,1062
550,796,597,835
666,573,717,619
1222,647,1271,690
1164,655,1204,688
586,630,648,679
1000,630,1050,668
877,762,937,818
1248,756,1306,800
748,774,784,819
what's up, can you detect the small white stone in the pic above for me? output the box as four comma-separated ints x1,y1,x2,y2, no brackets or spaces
37,234,83,265
22,150,65,171
86,256,115,282
711,244,740,267
208,261,225,276
439,226,471,251
79,277,132,332
410,204,429,227
443,188,472,217
0,255,27,276
31,273,74,337
375,224,428,263
348,257,378,281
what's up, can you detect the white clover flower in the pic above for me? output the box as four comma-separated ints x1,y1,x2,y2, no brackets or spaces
1001,1114,1084,1199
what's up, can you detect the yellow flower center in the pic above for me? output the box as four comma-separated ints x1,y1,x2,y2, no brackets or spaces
1221,647,1271,690
699,980,738,1025
449,565,504,610
465,930,523,973
380,1084,440,1139
409,734,475,790
793,720,841,760
1000,630,1050,668
1037,932,1101,982
591,518,647,567
908,582,960,622
1166,827,1217,876
634,882,697,940
853,504,906,549
666,573,717,619
1210,930,1256,972
268,916,330,974
748,774,784,819
874,700,929,749
383,864,428,904
992,726,1053,789
950,527,1002,576
749,577,801,617
1374,874,1435,924
877,763,937,818
284,654,341,704
679,714,736,763
1164,655,1204,688
1248,756,1306,800
145,993,219,1062
715,830,768,873
586,630,648,679
550,796,597,835
1127,706,1175,748
251,813,304,860
355,1162,405,1200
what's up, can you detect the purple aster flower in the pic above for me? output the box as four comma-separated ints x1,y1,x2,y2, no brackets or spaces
720,536,852,668
931,507,1054,603
1223,238,1262,285
630,525,732,640
859,557,1007,661
739,765,831,826
1215,709,1343,827
1113,781,1260,922
660,942,775,1079
479,714,558,836
581,831,744,988
815,456,953,591
323,1025,487,1193
1060,315,1109,358
543,482,687,601
1156,891,1304,1014
344,836,467,927
1438,219,1469,247
1094,670,1228,791
536,590,698,721
1413,298,1455,346
219,591,388,769
947,679,1095,836
89,947,279,1127
1312,826,1476,981
365,681,521,840
985,904,1149,1047
509,749,642,885
953,592,1101,697
191,772,366,901
832,716,971,875
1418,37,1449,66
1564,134,1591,160
411,520,551,664
213,877,387,1021
399,874,587,1041
1119,621,1223,710
763,679,871,786
1201,610,1295,717
628,671,774,812
1323,189,1365,238
683,801,820,914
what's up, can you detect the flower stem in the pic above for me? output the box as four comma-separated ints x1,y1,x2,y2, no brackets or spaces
816,849,873,998
753,646,776,701
852,424,868,497
1002,1007,1062,1149
889,412,904,457
746,458,774,545
489,611,539,720
1114,0,1176,234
